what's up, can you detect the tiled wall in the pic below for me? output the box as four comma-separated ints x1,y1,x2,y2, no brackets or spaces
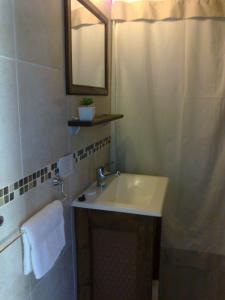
0,0,111,300
0,136,111,208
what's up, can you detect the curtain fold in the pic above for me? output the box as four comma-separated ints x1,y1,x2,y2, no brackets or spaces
71,7,100,28
111,14,225,299
112,18,225,255
111,0,225,21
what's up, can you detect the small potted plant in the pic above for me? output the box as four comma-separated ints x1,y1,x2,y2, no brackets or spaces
78,98,96,121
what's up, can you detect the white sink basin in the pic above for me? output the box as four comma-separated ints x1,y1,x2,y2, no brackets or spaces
72,173,168,217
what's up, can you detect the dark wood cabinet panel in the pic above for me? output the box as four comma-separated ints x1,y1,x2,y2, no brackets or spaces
75,208,161,300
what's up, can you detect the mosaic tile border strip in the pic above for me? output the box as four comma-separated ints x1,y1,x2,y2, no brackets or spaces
0,136,111,208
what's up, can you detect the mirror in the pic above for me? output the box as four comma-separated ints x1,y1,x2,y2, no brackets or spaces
64,0,108,95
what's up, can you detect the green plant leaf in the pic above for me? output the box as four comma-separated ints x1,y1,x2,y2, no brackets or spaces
80,98,94,106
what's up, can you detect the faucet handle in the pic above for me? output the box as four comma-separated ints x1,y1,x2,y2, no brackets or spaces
96,162,115,175
96,166,104,172
96,166,105,176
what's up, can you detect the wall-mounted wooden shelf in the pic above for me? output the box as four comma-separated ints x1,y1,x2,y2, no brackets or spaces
68,114,123,127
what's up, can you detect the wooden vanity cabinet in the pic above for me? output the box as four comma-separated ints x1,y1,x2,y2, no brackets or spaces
74,208,161,300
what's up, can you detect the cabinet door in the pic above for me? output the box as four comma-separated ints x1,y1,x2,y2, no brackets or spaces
75,208,156,300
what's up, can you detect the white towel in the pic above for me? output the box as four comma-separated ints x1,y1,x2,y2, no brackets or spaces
21,200,65,279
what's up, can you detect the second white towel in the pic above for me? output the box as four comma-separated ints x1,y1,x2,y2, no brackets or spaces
21,200,65,279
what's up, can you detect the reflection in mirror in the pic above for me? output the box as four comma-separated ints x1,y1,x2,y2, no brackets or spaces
71,0,105,88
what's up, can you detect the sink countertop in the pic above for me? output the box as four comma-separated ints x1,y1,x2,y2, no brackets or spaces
72,173,168,217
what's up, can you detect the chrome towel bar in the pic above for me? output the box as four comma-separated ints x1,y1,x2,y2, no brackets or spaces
0,193,67,254
0,231,23,254
0,176,67,254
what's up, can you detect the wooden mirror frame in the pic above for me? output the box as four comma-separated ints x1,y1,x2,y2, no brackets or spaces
64,0,108,95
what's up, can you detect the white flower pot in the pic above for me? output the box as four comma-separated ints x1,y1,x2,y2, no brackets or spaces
78,106,96,121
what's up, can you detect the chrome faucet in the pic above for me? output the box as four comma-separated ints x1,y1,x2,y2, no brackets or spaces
96,164,120,187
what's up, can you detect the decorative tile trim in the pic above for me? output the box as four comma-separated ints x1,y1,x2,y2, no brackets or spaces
0,136,111,208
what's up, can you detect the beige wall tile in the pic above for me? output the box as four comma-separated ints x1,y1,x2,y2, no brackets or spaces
0,1,111,300
14,0,63,68
0,0,15,58
0,238,31,300
0,194,27,242
0,57,23,187
17,62,69,175
30,246,74,300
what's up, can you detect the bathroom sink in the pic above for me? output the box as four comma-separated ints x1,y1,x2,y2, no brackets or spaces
72,173,168,217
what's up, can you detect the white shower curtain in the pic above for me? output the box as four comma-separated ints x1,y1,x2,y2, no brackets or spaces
112,18,225,256
111,0,225,20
